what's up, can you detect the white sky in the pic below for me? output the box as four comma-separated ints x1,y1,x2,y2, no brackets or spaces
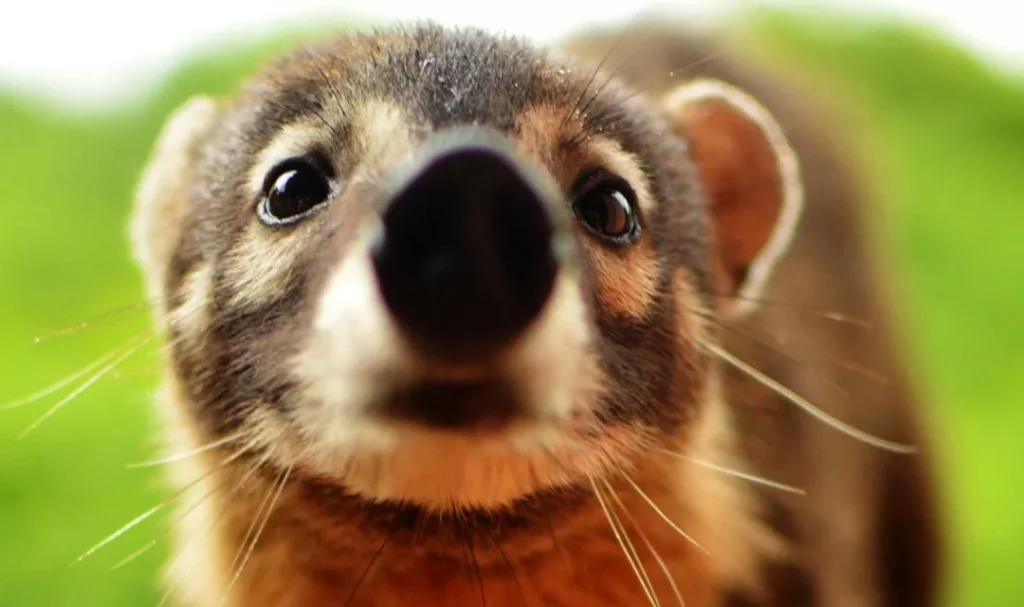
0,0,1019,108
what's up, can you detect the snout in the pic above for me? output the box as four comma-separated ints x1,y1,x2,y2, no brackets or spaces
370,128,567,364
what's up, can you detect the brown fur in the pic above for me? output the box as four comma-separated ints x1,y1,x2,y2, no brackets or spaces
130,19,941,607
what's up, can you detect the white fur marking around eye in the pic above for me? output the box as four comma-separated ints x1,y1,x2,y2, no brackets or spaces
666,79,805,319
355,99,414,172
588,137,658,215
246,122,328,198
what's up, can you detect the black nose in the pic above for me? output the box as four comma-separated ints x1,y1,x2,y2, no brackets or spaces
370,134,560,362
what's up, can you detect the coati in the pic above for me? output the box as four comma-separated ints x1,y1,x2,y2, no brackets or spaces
129,17,942,607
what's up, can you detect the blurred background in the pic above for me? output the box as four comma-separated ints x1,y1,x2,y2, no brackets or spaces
0,1,1020,605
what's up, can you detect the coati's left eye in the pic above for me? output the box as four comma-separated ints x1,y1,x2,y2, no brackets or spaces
257,155,333,226
571,172,640,245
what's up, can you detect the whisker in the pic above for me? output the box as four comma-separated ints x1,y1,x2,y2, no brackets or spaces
1,334,144,411
19,333,156,438
560,28,628,130
26,301,147,345
153,449,273,607
462,521,488,607
544,513,573,582
565,51,645,148
302,48,348,140
672,51,726,80
220,465,292,605
125,431,251,469
697,308,890,388
655,449,805,495
711,292,874,328
603,50,729,110
108,540,158,572
702,340,917,453
573,48,637,123
567,46,737,149
602,477,685,607
110,444,267,572
588,473,660,607
831,357,891,386
486,529,531,607
223,457,280,577
619,474,708,555
75,439,259,565
74,504,164,567
602,481,662,607
524,460,573,582
454,517,478,606
700,315,849,399
343,531,392,607
155,585,173,607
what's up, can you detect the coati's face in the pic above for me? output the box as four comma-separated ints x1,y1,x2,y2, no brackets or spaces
133,24,800,515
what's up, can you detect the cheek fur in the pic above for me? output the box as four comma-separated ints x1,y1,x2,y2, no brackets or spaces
167,262,215,346
583,237,661,319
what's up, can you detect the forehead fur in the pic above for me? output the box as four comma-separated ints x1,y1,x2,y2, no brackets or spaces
240,24,557,146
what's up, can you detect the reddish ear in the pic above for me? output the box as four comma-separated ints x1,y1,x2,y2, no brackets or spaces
663,79,803,317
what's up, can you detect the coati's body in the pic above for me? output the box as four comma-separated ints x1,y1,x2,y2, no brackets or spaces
132,19,941,607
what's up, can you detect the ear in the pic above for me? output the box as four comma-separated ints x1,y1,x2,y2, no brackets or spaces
663,79,804,318
130,96,219,313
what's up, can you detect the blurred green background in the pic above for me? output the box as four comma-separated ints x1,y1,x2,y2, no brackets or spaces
1,8,1021,606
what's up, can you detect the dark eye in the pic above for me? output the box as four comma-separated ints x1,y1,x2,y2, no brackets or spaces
571,173,640,245
257,156,333,226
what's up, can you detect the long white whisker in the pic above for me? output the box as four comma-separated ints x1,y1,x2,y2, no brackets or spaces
702,341,917,453
619,474,709,555
76,439,258,565
223,469,283,594
1,335,142,412
601,478,662,607
709,293,874,328
154,449,273,607
108,540,158,572
655,449,806,495
26,302,148,344
588,473,660,607
698,308,890,388
220,465,292,605
74,504,164,566
19,334,156,438
126,431,250,469
602,477,685,607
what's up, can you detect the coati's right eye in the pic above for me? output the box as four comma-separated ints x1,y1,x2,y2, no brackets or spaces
257,156,333,226
570,171,640,246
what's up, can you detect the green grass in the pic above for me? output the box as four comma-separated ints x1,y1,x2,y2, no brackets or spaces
1,10,1021,606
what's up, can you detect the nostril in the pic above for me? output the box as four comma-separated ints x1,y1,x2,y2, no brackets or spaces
370,138,560,362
